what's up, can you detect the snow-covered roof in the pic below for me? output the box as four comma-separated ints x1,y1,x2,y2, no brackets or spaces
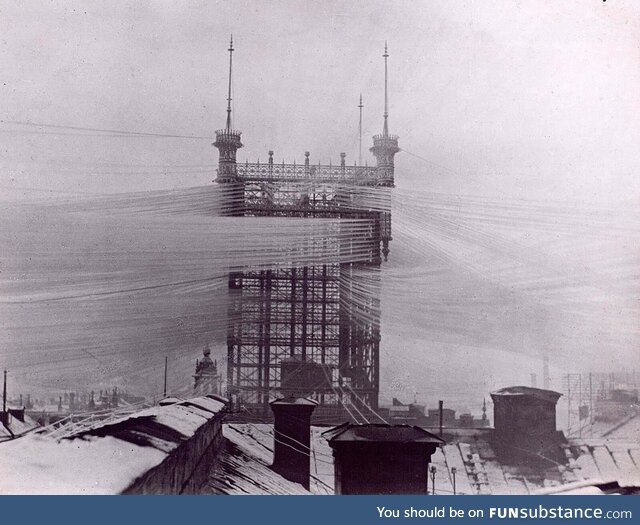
323,423,444,444
206,423,334,495
0,395,226,495
428,427,640,495
491,386,562,403
0,412,40,441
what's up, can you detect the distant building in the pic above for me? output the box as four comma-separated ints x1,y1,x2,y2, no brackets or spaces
379,397,489,428
594,388,639,423
423,386,640,495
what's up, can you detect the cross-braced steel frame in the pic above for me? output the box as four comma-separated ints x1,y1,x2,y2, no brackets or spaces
222,159,391,422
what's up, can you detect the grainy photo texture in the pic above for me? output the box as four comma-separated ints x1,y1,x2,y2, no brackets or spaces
0,1,638,495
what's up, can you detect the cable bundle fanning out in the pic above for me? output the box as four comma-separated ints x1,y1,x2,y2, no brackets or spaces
379,188,640,394
0,181,638,401
0,184,386,394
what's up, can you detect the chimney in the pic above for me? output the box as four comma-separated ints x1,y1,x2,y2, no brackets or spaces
543,356,550,390
323,424,444,495
269,397,317,490
8,407,24,423
490,386,563,462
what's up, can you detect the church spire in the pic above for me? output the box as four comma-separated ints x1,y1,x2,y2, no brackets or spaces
383,41,389,137
225,35,234,131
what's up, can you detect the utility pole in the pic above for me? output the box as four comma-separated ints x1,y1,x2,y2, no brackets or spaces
589,372,593,431
578,374,583,438
163,356,168,397
438,400,444,437
567,374,571,435
2,370,6,414
451,467,457,495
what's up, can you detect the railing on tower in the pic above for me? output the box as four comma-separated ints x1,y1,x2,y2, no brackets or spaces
236,160,392,184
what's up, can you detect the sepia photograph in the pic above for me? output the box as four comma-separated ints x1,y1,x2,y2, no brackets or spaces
0,1,638,497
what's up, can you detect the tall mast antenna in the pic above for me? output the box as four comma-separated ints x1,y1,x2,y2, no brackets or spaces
226,35,234,130
383,41,389,137
358,94,363,165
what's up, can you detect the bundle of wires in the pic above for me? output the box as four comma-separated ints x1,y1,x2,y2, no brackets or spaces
0,180,637,405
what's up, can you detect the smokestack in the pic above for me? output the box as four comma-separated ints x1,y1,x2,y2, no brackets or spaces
270,397,317,490
543,356,550,390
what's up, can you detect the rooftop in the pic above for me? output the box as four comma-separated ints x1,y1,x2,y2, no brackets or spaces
426,426,640,495
323,423,445,444
270,396,319,407
0,395,226,495
491,386,562,403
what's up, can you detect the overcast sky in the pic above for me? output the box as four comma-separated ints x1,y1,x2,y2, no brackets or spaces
2,0,639,203
1,2,639,408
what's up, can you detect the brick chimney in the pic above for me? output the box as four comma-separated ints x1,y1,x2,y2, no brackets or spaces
269,397,317,490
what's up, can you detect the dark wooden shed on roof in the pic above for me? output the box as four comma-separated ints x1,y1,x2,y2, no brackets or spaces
323,423,444,495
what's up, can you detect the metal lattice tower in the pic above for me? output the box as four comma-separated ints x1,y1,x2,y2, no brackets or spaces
214,39,398,422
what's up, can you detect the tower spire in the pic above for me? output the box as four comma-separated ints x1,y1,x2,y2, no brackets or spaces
358,94,363,165
369,41,399,189
383,41,389,137
214,37,243,185
226,35,234,130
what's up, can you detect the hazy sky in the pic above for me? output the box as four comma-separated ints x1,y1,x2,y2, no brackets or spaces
2,1,640,202
1,2,639,409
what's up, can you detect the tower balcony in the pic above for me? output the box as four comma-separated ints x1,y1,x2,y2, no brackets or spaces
372,133,399,142
371,134,400,153
214,129,243,148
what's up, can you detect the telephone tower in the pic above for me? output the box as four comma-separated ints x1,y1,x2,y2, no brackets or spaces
214,39,398,421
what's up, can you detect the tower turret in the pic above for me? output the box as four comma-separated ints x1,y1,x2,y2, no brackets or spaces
370,42,399,186
214,36,243,183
